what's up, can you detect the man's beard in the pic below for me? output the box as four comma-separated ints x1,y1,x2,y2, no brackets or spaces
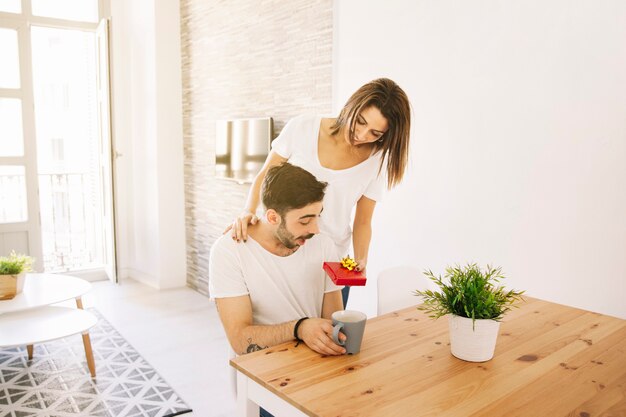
275,222,314,249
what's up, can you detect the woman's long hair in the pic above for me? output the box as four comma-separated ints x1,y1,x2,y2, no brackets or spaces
330,78,411,188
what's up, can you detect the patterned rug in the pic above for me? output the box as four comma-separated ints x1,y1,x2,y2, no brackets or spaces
0,309,192,417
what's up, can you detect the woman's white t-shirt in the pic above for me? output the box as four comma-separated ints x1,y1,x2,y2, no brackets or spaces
271,114,386,255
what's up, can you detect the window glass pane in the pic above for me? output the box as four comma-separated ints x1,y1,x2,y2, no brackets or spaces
31,26,104,272
0,98,24,156
31,26,98,172
0,0,21,14
0,166,28,224
31,0,98,23
0,28,21,88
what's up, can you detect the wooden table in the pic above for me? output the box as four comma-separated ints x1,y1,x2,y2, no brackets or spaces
231,297,626,416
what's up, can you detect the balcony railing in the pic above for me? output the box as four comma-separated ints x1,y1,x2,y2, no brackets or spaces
1,172,103,272
0,170,28,223
38,172,103,272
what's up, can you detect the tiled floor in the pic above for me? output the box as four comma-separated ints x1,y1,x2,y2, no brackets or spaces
80,278,236,417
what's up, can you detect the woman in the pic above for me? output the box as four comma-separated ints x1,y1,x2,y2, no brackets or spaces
225,78,411,307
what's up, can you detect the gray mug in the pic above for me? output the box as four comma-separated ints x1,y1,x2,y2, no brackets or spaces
331,310,367,354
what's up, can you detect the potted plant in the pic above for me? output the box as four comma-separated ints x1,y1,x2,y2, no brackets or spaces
0,251,34,300
414,263,524,362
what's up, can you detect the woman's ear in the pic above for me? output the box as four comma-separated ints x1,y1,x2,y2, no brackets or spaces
266,209,281,226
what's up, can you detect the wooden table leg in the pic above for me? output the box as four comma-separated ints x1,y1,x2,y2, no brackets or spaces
81,332,96,377
27,344,33,360
75,297,95,377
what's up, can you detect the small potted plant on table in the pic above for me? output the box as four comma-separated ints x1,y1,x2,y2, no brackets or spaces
414,263,524,362
0,251,34,300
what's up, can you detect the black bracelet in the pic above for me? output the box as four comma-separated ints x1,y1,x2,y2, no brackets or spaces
293,317,309,342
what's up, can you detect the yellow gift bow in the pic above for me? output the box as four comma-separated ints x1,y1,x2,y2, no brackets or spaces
340,256,358,271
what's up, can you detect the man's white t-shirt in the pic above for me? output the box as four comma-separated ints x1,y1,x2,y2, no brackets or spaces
271,114,387,255
209,233,342,325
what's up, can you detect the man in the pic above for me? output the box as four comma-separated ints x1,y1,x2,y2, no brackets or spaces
209,162,346,356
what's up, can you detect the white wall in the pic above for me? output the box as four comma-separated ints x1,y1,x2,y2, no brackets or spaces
109,0,187,289
335,0,626,319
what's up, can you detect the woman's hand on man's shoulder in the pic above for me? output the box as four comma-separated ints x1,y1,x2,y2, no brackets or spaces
223,210,258,242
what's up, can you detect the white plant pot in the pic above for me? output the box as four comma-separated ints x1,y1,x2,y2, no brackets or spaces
16,272,26,293
448,314,501,362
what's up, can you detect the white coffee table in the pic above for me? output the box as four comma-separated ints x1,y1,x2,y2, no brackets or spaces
0,273,98,377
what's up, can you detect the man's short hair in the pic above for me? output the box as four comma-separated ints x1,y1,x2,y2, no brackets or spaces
261,163,328,216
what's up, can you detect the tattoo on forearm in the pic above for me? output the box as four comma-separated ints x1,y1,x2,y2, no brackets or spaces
245,338,268,354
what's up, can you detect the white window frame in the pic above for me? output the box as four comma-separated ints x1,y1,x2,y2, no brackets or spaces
0,1,114,281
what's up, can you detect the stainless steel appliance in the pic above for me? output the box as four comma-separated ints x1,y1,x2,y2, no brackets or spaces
215,117,273,183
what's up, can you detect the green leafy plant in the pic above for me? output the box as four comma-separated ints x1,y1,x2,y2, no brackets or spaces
414,263,524,325
0,251,34,275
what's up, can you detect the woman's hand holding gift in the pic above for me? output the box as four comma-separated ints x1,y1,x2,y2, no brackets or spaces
354,258,367,275
340,255,367,275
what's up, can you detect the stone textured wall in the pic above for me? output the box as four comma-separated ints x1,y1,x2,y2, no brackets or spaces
180,0,333,295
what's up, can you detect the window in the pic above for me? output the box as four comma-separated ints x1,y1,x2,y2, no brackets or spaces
0,0,21,14
31,0,98,23
0,28,21,88
0,98,24,156
0,166,28,224
0,1,113,278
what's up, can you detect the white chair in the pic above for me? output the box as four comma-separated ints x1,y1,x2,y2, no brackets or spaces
376,265,430,316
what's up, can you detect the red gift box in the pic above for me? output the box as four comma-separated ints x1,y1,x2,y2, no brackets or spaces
323,262,367,286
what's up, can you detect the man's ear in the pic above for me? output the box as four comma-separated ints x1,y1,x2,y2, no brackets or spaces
266,209,282,226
